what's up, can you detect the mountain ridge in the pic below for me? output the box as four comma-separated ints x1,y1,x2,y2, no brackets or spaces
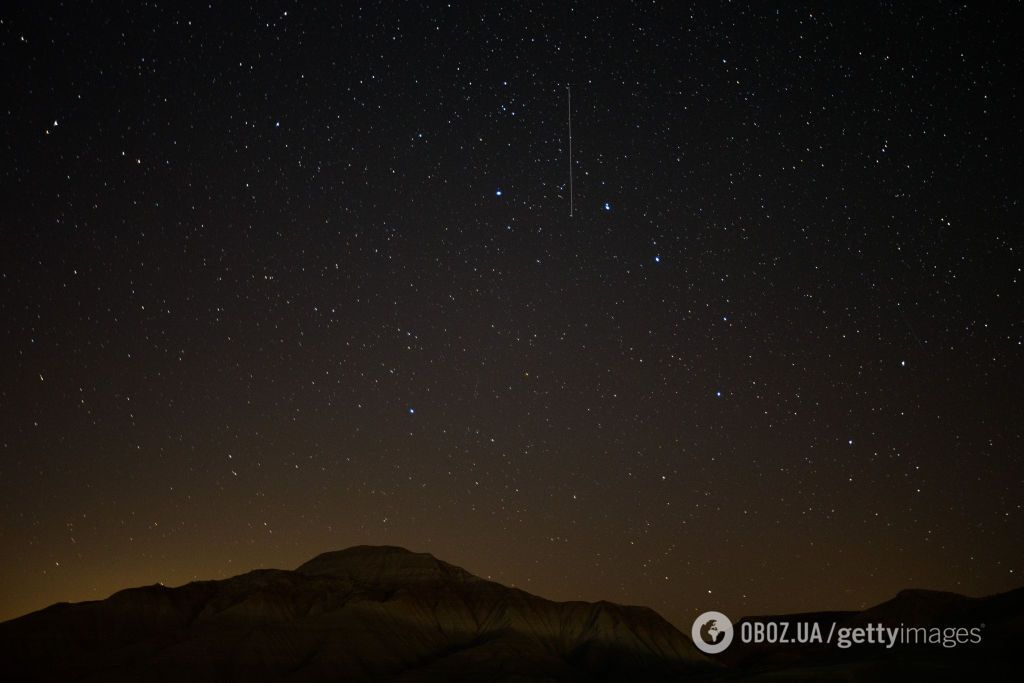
2,546,1019,682
0,545,712,682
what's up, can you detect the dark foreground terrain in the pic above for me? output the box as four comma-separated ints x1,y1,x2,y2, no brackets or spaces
0,546,1018,681
718,585,1021,681
0,546,712,681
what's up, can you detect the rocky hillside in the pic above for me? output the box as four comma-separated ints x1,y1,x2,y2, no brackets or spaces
0,545,713,682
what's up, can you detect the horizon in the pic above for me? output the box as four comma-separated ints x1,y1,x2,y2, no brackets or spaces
3,541,1020,631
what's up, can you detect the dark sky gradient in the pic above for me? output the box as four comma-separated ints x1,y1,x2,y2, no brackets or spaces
1,2,1021,629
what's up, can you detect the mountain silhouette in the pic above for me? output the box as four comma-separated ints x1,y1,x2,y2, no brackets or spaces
2,547,1019,681
721,586,1022,681
0,546,713,682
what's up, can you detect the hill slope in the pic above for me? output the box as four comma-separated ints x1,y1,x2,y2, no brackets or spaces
721,586,1022,681
0,545,712,682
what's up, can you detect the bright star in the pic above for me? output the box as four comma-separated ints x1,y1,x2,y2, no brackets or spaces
603,202,611,211
495,189,503,196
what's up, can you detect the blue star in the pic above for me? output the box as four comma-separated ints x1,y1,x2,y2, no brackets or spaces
603,202,611,211
495,189,503,197
654,255,661,263
408,407,416,415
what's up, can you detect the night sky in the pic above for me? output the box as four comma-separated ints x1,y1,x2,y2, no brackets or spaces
1,2,1021,630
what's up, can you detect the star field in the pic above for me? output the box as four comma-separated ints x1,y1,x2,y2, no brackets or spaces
0,2,1021,630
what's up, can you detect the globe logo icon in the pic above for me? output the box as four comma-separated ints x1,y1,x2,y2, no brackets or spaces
691,610,734,654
